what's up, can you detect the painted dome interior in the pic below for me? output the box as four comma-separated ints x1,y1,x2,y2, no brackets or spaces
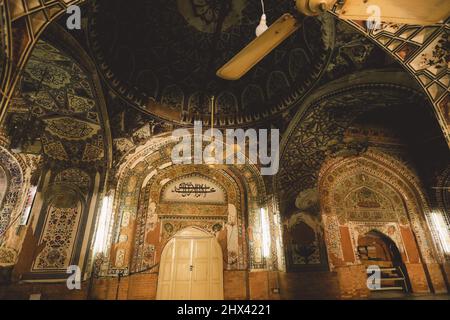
88,0,332,126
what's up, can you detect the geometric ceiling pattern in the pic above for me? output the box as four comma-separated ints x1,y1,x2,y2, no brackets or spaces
277,75,431,199
88,0,333,127
332,11,450,147
0,0,449,144
12,39,105,165
0,0,86,125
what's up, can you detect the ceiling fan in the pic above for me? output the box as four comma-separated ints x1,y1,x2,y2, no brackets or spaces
217,0,450,80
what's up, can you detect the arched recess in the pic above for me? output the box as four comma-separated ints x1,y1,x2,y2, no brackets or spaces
319,150,448,294
32,185,85,271
9,23,112,282
278,69,431,199
358,230,404,266
156,226,224,300
91,131,283,300
103,132,275,275
357,230,412,292
23,168,100,281
277,69,434,274
137,166,243,273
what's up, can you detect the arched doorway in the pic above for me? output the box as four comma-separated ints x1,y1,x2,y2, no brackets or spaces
319,151,447,296
156,227,224,300
105,136,273,300
358,230,410,293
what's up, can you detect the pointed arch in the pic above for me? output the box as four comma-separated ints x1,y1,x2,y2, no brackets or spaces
319,149,448,293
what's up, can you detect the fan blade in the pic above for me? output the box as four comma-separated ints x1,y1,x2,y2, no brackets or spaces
338,0,450,25
217,13,300,81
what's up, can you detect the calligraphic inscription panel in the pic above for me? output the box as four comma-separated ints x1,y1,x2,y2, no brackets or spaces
161,174,227,205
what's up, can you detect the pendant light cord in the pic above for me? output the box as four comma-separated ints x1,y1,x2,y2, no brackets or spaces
210,96,215,137
260,0,265,14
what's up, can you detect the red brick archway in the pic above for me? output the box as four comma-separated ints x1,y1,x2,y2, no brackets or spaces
319,150,448,297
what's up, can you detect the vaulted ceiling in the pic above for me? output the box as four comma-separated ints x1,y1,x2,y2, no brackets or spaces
88,0,333,127
0,1,448,202
1,1,448,143
277,69,447,201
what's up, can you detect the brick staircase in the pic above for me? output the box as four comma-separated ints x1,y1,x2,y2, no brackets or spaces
370,266,408,292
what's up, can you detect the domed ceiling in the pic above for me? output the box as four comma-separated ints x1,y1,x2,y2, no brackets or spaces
88,0,334,127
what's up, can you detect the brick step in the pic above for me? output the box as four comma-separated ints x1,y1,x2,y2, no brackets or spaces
379,267,397,272
381,272,402,277
381,273,402,278
369,266,407,292
371,286,404,291
380,277,405,281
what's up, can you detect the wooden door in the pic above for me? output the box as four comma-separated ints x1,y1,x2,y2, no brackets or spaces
157,228,223,300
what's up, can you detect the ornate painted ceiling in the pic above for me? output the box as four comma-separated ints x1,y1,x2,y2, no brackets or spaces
11,39,107,167
1,1,448,144
276,70,439,200
87,0,334,127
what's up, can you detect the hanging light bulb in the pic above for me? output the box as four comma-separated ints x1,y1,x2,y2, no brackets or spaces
255,0,268,37
256,14,268,37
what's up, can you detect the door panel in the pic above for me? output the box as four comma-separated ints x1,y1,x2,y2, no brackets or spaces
176,239,192,260
156,241,174,300
172,239,192,300
193,262,209,281
211,260,221,281
157,229,224,300
158,283,171,299
191,283,210,300
194,239,210,258
191,239,211,299
174,261,191,281
173,282,191,300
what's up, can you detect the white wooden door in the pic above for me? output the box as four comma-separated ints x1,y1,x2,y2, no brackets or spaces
157,228,224,300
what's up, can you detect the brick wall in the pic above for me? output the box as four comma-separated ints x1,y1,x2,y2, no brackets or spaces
2,264,446,299
247,271,281,300
0,281,90,300
90,274,158,300
90,270,339,300
442,262,450,289
90,277,120,300
224,270,248,299
278,271,340,299
405,263,430,293
91,271,253,300
426,263,448,294
127,273,158,299
335,265,370,299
